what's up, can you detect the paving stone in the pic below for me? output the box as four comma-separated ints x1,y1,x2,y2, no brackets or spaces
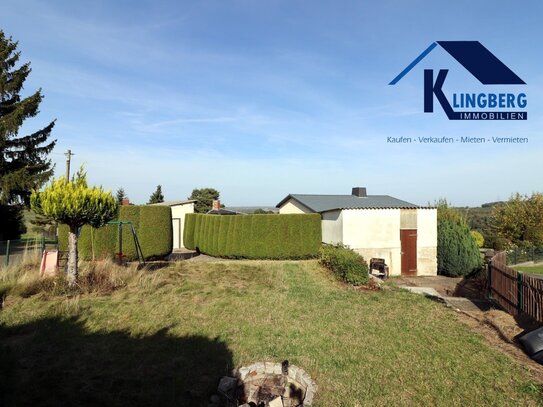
238,367,250,381
269,396,283,407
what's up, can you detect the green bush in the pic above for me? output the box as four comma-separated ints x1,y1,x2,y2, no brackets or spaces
319,244,369,285
438,219,482,277
184,213,321,259
58,205,172,261
184,213,196,250
470,230,485,248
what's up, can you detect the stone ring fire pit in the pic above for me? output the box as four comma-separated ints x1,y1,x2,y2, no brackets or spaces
218,361,317,407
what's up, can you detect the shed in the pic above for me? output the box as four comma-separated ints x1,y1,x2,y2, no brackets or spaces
276,187,437,276
150,200,196,249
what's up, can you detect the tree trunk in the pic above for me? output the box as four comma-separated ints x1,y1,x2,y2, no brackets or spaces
67,225,79,287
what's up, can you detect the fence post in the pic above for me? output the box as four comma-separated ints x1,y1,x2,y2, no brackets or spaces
487,262,492,299
5,240,10,267
517,272,523,313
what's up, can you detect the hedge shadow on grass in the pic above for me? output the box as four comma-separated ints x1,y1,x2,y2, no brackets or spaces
0,317,233,407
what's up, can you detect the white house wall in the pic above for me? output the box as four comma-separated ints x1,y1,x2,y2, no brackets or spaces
321,210,343,245
341,208,402,276
416,208,438,276
279,198,313,214
170,202,195,249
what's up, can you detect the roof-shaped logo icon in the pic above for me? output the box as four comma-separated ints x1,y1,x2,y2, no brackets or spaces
389,41,525,85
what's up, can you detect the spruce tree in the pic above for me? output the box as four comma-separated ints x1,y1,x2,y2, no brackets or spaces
115,187,126,205
0,30,56,238
148,185,164,204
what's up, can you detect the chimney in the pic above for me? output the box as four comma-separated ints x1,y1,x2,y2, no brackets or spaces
212,199,221,210
352,187,367,197
122,198,130,206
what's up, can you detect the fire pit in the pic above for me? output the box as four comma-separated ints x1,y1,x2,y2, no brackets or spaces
218,361,317,406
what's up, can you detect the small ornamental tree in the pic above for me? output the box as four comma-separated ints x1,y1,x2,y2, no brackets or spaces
31,168,118,286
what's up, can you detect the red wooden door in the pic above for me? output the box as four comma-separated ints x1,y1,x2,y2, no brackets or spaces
401,229,417,276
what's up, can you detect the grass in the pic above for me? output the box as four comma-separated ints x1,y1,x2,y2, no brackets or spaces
1,260,542,406
515,265,543,276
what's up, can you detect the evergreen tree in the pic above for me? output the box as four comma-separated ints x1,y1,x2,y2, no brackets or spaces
0,30,56,238
116,187,126,205
437,219,482,277
148,185,164,204
436,200,481,276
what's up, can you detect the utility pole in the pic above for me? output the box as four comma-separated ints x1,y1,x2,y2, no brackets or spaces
65,149,74,181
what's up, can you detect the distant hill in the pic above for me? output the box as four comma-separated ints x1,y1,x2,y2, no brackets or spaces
225,206,279,214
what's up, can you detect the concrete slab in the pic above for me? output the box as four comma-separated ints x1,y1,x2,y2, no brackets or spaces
399,286,445,302
444,297,493,312
400,285,493,312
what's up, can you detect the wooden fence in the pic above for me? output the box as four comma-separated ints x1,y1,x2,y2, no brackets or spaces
489,251,543,322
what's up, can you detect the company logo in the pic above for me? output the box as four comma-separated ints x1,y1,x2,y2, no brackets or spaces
389,41,527,120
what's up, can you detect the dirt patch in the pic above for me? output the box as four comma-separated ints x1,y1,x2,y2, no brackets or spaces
393,275,486,299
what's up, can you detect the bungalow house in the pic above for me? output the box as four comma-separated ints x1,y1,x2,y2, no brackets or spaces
276,187,437,276
150,200,196,249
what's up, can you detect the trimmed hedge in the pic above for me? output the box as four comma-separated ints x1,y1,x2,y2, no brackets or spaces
319,244,369,285
183,213,321,259
58,205,172,261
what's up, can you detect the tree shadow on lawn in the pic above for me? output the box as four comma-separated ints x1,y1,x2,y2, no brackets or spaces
0,317,233,407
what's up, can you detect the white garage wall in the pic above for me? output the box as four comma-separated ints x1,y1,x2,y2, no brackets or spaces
341,208,402,275
171,202,195,249
321,210,343,245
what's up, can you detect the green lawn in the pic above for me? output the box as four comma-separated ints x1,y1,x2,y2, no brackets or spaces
515,265,543,276
1,260,541,406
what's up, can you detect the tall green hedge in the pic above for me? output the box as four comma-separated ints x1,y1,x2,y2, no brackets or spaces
58,205,172,261
183,213,321,259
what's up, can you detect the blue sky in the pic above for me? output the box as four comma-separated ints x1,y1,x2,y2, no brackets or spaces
2,0,542,206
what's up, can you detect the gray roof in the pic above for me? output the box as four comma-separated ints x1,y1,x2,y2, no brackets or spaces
149,200,196,207
207,207,246,215
276,194,421,213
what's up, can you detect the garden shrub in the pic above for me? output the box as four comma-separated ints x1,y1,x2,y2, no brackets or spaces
438,219,482,277
184,213,321,259
319,244,369,285
470,230,485,248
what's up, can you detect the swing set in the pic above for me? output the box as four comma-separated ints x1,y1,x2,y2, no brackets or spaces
89,221,145,265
